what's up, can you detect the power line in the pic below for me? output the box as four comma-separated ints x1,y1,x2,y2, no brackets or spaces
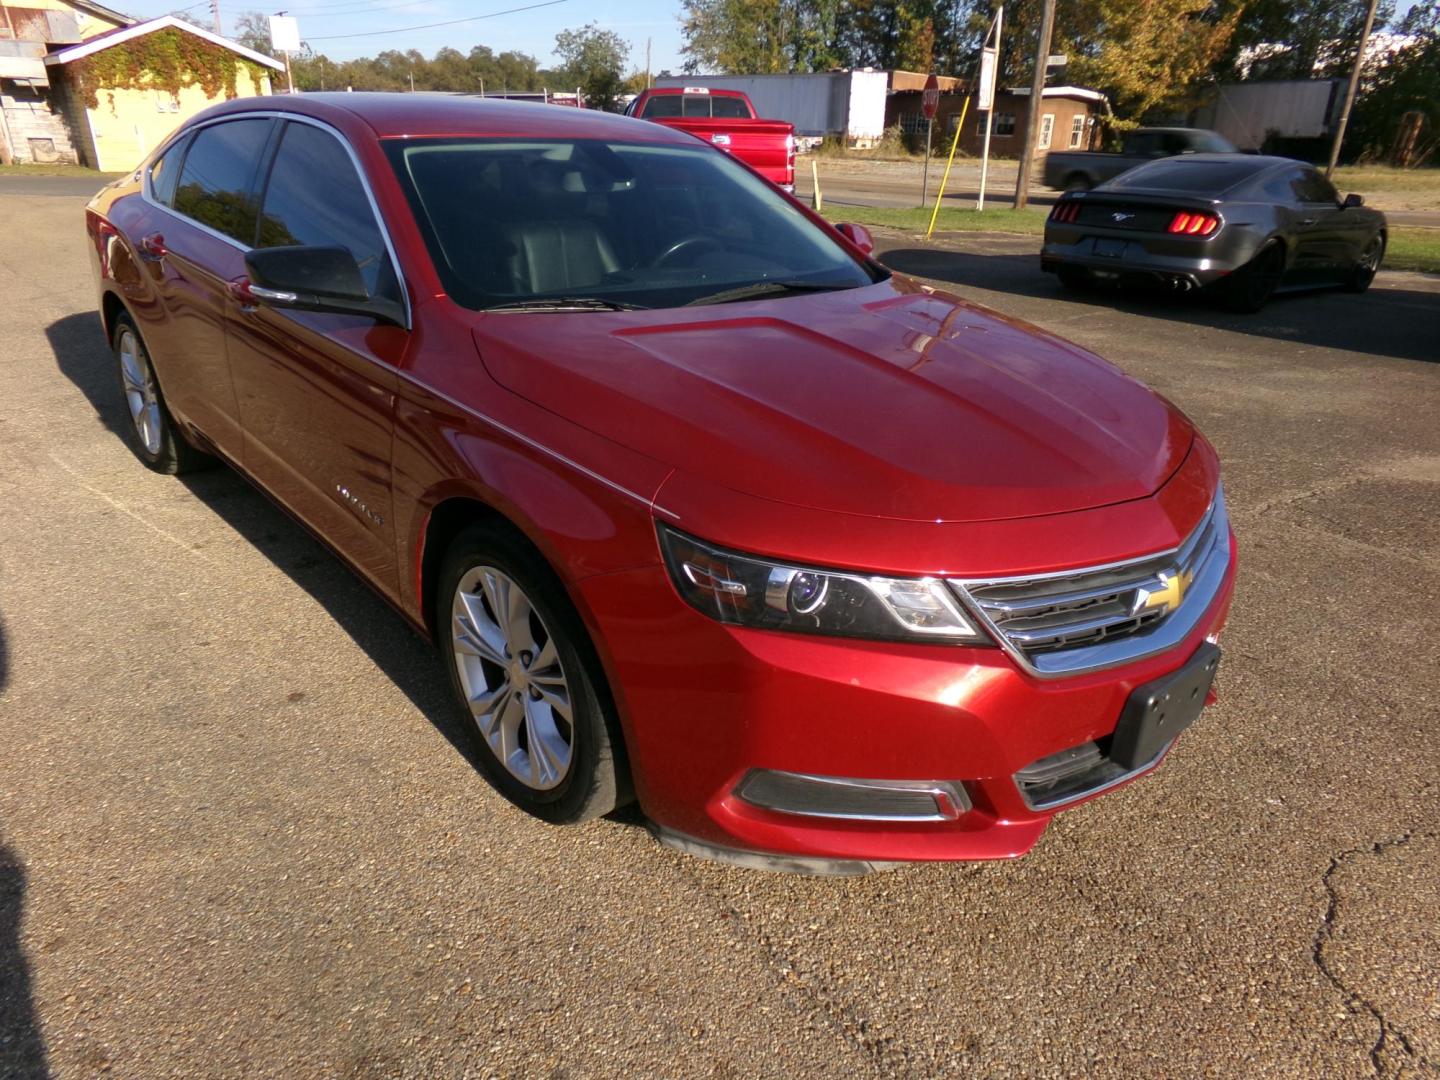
285,0,465,22
306,0,570,42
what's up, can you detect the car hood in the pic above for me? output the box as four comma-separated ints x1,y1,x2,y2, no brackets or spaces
472,279,1193,523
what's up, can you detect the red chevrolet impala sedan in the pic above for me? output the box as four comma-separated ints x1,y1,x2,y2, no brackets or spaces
85,94,1236,872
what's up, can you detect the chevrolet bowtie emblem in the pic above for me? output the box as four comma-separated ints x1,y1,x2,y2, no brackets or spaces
1133,568,1192,615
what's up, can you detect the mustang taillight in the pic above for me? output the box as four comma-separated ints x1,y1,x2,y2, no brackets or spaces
1168,211,1220,236
1050,201,1081,223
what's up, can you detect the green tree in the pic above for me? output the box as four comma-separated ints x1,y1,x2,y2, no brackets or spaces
231,11,274,58
553,23,629,109
1347,2,1440,163
1213,0,1396,80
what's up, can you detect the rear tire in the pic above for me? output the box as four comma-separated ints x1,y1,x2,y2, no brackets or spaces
436,521,629,825
113,314,214,474
1223,242,1284,313
1343,233,1384,293
1056,266,1092,291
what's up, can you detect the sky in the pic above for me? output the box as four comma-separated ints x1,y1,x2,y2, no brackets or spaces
119,0,691,71
114,0,1425,73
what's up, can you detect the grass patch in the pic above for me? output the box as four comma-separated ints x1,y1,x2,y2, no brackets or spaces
1331,164,1440,195
1385,228,1440,274
821,204,1050,236
0,163,123,178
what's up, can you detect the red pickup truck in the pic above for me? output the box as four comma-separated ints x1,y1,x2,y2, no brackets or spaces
626,87,796,193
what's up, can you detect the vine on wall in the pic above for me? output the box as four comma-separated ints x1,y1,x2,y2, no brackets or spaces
70,28,268,111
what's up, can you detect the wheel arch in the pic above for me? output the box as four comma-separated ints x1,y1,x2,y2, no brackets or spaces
416,490,635,797
100,288,129,343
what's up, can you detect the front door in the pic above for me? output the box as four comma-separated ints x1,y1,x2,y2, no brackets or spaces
224,118,409,599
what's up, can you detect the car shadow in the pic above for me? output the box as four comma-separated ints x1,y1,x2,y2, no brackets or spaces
0,838,49,1079
44,312,646,829
878,247,1440,366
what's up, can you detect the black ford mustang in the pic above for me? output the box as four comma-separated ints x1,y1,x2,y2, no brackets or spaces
1041,154,1388,313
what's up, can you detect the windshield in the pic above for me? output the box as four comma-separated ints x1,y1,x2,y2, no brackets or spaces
383,137,877,311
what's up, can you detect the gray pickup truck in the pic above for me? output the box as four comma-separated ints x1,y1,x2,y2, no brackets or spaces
1042,127,1238,191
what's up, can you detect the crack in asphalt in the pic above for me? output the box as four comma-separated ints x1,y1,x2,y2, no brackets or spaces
1313,830,1439,1077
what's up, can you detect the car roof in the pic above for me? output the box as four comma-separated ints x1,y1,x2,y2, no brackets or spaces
644,86,748,96
199,91,697,143
1096,153,1309,196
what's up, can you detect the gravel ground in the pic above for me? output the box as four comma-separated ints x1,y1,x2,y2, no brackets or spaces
1,194,1437,1079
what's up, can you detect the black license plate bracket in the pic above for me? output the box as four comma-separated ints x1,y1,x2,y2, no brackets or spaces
1110,643,1221,770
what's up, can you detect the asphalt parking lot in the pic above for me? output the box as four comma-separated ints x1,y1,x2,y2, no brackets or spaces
1,187,1438,1079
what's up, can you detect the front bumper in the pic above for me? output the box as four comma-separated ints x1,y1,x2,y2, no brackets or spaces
576,503,1238,866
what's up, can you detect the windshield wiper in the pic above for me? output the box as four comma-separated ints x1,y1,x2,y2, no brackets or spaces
684,280,854,307
483,297,647,313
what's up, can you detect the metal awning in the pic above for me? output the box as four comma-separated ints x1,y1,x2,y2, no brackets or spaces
0,56,50,86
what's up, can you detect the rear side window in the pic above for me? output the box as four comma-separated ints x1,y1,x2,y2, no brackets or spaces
148,135,187,206
256,121,399,302
641,95,682,118
1108,159,1261,193
173,119,273,243
710,96,750,119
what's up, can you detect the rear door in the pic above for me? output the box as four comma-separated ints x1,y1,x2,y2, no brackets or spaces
223,118,409,597
142,117,276,457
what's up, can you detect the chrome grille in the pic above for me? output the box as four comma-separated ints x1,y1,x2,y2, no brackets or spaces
952,491,1231,678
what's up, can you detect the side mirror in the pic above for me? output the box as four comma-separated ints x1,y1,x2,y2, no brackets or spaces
240,245,405,326
835,222,875,256
1342,193,1364,209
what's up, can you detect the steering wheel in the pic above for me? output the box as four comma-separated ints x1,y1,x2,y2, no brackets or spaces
653,235,722,268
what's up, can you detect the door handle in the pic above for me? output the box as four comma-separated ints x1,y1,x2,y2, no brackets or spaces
139,231,167,260
227,276,260,311
1299,217,1318,226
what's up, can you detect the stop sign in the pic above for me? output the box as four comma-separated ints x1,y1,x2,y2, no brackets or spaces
921,73,940,120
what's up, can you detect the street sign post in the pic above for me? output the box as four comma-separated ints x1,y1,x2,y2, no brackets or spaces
976,5,1003,210
921,73,939,206
269,14,300,94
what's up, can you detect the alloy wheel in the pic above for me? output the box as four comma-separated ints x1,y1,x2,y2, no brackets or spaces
118,327,162,456
450,566,574,791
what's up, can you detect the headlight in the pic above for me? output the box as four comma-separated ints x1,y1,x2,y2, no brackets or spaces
657,525,989,644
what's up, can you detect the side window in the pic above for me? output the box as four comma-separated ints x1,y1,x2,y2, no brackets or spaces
711,96,750,119
1125,133,1160,157
257,121,399,302
1298,168,1340,204
642,95,682,118
1260,169,1303,204
148,134,187,207
173,119,273,244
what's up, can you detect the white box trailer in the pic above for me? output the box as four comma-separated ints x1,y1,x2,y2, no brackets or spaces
1192,80,1343,150
653,70,889,147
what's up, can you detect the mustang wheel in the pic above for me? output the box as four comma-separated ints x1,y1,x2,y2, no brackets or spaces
1223,242,1284,313
113,315,213,474
1344,234,1384,293
438,523,627,823
1056,266,1093,291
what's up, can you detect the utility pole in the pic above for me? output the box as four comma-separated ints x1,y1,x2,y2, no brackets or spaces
210,0,222,34
1012,0,1056,210
1325,0,1381,178
646,38,652,89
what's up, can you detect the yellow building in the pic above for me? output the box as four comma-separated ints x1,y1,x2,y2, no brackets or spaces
43,16,282,171
0,0,131,164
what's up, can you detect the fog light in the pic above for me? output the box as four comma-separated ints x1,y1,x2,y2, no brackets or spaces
735,770,971,822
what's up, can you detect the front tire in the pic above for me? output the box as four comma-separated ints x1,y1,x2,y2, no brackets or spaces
1343,233,1384,293
1223,242,1284,313
113,315,213,474
437,522,627,824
